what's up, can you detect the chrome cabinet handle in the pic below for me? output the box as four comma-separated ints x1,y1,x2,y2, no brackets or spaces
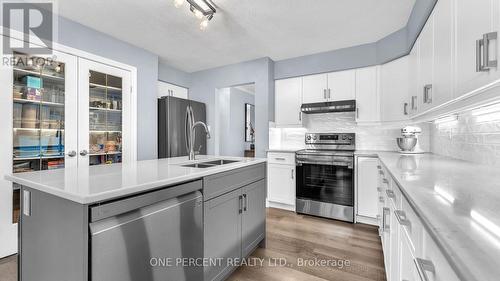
274,157,286,161
377,165,381,170
379,170,384,175
423,84,432,104
323,89,327,99
386,189,395,199
356,107,360,119
411,96,418,110
67,150,77,157
299,112,302,121
382,178,389,184
328,89,331,99
394,210,411,227
414,258,435,281
243,194,247,212
291,169,294,179
404,102,409,115
476,39,485,72
483,32,498,69
238,195,243,214
379,196,384,203
79,150,88,156
382,207,390,232
377,187,382,192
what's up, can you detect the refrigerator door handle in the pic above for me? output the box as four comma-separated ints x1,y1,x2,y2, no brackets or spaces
185,105,193,153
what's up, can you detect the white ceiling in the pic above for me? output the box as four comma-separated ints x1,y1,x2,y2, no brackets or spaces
55,0,416,72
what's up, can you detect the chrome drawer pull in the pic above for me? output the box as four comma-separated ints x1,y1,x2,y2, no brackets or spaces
379,170,384,175
382,207,390,232
382,178,389,184
274,157,286,161
377,165,381,170
414,258,435,281
386,189,395,199
394,210,411,227
379,196,384,203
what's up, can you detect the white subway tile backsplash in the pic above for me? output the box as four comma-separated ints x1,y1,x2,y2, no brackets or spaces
430,111,500,167
270,112,430,152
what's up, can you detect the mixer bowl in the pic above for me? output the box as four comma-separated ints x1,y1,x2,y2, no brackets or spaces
397,137,417,151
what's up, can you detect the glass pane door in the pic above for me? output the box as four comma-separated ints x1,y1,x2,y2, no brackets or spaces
88,71,123,166
12,52,66,173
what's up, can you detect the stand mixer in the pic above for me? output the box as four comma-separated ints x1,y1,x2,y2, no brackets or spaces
397,126,425,154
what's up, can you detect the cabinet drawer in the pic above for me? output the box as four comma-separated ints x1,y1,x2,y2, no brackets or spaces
203,163,266,201
418,230,460,281
267,152,296,165
386,178,402,209
399,194,424,255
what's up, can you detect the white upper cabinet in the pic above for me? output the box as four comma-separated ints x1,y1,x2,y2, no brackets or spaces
408,39,420,116
380,56,411,122
302,73,327,104
456,0,498,97
301,70,356,104
327,69,356,101
157,80,188,99
419,16,435,113
432,0,454,108
275,77,303,126
355,66,380,122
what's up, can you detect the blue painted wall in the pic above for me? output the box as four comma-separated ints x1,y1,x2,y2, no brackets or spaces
188,58,274,158
274,0,438,79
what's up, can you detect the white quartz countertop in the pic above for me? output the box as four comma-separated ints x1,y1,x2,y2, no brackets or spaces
375,152,500,281
5,155,266,204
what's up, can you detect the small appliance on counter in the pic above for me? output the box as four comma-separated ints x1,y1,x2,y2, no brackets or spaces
397,126,425,154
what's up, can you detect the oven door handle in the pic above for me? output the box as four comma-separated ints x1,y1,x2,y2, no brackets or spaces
296,160,353,169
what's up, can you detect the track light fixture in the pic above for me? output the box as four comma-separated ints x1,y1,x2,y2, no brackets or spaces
174,0,216,30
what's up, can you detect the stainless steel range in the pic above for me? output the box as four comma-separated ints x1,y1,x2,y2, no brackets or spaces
295,133,355,222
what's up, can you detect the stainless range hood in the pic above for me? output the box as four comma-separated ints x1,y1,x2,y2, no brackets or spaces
301,100,356,114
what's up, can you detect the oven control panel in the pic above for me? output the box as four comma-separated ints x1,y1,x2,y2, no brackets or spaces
305,133,355,145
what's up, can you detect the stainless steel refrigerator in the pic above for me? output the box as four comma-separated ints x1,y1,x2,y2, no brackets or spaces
158,96,207,158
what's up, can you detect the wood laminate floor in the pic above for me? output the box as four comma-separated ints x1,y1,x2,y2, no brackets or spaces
0,208,385,281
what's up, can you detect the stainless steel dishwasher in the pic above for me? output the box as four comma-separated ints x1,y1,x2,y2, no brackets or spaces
89,182,203,281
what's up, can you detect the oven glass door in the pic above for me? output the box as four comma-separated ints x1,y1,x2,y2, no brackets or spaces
296,163,354,206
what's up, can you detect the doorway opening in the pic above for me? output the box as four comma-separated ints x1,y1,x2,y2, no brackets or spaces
215,83,255,157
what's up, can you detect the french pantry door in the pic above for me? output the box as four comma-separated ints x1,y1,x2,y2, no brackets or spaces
0,42,78,258
78,58,133,167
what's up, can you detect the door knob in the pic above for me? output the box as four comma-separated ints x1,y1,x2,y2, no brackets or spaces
79,150,88,156
67,150,77,157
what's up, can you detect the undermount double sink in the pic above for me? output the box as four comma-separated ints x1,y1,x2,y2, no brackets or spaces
181,159,240,168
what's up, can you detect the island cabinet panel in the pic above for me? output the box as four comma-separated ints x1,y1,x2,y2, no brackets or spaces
203,164,267,281
203,163,266,201
19,187,89,281
241,179,266,257
204,188,243,281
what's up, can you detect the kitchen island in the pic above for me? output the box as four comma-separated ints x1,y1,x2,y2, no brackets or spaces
5,155,267,281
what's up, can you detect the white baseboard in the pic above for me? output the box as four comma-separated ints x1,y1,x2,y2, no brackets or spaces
267,200,295,212
356,215,378,226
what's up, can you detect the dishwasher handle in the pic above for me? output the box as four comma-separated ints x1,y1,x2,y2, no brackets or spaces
90,180,202,222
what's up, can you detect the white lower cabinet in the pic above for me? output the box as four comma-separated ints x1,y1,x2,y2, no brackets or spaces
376,161,460,281
267,152,296,210
356,156,379,222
